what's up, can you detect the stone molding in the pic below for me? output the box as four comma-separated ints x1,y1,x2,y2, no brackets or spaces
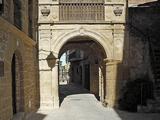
104,58,122,65
52,28,112,58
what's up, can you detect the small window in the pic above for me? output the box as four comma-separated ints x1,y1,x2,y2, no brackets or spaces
0,0,4,15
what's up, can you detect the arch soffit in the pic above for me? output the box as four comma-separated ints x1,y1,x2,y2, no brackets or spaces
59,43,105,59
59,44,93,58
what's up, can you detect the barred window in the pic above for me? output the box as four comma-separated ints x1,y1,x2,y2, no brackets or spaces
59,3,104,21
0,0,4,15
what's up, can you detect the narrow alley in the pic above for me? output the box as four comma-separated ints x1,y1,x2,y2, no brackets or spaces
13,83,160,120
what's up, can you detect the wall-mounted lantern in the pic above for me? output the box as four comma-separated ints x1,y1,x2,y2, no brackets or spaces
41,7,50,16
46,52,57,69
113,6,123,16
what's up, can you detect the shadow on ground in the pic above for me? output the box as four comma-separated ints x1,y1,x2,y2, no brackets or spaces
26,113,46,120
13,112,46,120
115,109,160,120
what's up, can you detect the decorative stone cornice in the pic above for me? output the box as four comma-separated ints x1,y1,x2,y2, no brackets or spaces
0,17,36,46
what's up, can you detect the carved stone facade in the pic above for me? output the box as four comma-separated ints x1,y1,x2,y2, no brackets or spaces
38,0,127,109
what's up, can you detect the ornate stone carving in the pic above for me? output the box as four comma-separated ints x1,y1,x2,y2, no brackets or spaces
79,27,85,36
113,6,123,16
41,7,50,16
52,15,57,20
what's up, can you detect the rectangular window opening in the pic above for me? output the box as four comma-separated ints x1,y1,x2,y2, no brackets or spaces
0,0,4,15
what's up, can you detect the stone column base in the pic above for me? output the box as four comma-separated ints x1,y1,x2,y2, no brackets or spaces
40,101,54,110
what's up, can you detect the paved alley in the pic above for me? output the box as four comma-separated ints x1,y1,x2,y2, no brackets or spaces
15,83,160,120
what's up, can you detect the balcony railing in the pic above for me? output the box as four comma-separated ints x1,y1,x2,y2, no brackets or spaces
59,3,104,21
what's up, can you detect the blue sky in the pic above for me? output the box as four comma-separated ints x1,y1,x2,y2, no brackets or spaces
60,53,67,66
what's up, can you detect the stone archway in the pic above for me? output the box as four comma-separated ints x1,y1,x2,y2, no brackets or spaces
58,38,107,101
52,29,112,59
39,27,123,109
52,33,109,108
11,50,24,115
38,0,127,110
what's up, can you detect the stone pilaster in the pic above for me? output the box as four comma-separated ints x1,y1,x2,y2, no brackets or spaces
104,59,121,107
51,60,60,108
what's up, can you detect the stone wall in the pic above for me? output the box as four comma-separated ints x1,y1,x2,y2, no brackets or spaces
1,0,38,40
0,16,39,120
127,27,150,80
126,0,160,81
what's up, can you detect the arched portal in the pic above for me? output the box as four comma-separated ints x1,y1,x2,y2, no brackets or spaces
39,28,121,109
58,36,107,105
11,51,24,115
52,29,112,59
38,0,127,109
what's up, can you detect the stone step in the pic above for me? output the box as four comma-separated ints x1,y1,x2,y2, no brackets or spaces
151,41,160,45
151,39,160,43
152,46,160,50
153,60,160,63
146,99,160,112
154,76,160,80
154,66,160,70
154,89,160,92
156,77,160,80
155,96,160,101
154,52,160,56
153,46,160,49
153,51,160,54
152,64,160,69
153,70,160,74
154,55,160,58
155,93,160,97
153,68,160,72
154,58,160,61
153,61,160,65
155,92,160,95
155,54,160,56
155,56,160,59
155,85,160,88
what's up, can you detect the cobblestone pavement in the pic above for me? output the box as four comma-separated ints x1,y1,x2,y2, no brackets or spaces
14,83,160,120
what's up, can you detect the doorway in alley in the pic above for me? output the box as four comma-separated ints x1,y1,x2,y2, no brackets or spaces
11,52,24,115
12,54,17,114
